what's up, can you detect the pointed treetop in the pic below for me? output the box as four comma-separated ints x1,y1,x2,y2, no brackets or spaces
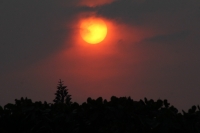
53,79,72,105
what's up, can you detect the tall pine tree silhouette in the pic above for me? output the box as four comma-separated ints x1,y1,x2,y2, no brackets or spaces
53,79,72,105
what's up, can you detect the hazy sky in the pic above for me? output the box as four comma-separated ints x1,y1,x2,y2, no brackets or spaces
1,0,200,110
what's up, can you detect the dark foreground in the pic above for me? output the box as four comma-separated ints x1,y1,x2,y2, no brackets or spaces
1,97,200,133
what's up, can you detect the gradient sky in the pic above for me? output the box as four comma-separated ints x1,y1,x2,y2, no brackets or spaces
0,0,200,110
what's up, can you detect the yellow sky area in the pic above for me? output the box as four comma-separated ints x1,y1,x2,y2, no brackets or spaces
80,17,108,44
70,16,114,48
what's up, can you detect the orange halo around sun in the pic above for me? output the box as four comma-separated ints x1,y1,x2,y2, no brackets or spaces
80,17,108,44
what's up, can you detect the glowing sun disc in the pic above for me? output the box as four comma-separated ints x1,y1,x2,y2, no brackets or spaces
80,18,107,44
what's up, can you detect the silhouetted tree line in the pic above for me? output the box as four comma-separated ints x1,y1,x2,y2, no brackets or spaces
0,80,200,133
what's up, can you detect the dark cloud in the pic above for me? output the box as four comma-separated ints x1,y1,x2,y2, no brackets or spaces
0,0,90,73
96,0,200,50
96,0,199,24
143,30,190,45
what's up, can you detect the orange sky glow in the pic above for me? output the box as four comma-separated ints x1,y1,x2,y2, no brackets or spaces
1,0,200,110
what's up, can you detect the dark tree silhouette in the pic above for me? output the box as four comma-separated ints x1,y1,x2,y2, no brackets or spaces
53,79,72,105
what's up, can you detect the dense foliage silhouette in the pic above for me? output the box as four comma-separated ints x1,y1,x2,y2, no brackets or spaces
0,81,200,133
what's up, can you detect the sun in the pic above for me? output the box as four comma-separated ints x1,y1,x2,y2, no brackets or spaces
80,17,107,44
